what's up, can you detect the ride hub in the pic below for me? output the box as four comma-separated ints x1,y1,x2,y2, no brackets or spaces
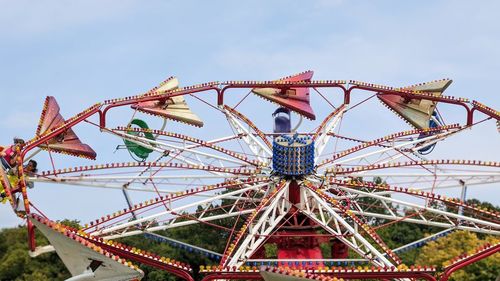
272,133,314,176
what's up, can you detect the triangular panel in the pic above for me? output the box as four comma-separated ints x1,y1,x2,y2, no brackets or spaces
30,215,144,280
132,77,204,127
378,79,452,129
37,97,97,159
252,71,316,120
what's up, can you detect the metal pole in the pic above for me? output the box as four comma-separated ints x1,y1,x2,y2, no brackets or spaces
458,179,467,218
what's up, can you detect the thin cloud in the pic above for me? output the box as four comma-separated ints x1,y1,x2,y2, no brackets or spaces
0,0,138,37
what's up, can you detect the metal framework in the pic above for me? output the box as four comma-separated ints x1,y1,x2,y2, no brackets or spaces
1,72,499,281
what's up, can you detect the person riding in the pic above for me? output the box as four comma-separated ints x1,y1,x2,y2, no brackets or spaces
0,160,37,204
0,138,25,170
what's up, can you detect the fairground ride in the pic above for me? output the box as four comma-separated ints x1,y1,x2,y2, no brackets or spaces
1,71,499,281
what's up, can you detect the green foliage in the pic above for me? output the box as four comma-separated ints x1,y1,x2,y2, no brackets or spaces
264,243,278,258
0,225,70,281
58,219,81,229
1,198,499,280
319,242,331,258
415,231,500,281
465,199,500,212
378,222,424,249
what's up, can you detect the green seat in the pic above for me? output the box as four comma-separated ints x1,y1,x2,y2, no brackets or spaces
124,119,155,160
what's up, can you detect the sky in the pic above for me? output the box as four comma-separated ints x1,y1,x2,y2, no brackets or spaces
1,0,499,229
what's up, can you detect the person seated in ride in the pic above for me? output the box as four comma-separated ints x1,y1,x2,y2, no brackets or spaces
8,160,38,188
0,160,38,204
0,172,16,204
0,138,25,170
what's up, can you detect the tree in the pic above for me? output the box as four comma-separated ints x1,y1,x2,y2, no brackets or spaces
415,231,499,281
1,197,499,280
0,225,70,281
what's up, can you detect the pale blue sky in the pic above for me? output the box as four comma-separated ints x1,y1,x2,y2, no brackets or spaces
1,0,499,228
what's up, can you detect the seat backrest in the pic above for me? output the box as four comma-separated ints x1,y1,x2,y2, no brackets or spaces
274,115,291,134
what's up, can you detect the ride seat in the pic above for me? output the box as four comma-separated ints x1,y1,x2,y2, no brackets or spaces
273,107,291,134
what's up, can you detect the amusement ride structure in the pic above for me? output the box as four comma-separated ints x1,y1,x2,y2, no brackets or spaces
1,71,499,280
